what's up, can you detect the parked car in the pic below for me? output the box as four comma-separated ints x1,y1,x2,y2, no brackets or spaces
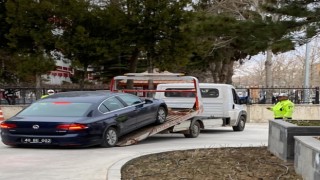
0,91,168,148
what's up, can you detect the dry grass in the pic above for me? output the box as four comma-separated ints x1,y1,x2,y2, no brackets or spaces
121,146,302,180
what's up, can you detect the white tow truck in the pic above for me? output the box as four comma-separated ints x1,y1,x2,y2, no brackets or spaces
110,73,204,146
154,83,247,131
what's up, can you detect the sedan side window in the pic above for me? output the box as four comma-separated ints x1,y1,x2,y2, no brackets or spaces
98,104,109,114
100,97,125,112
118,94,142,106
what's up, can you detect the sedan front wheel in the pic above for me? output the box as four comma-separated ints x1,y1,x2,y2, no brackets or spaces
101,127,118,148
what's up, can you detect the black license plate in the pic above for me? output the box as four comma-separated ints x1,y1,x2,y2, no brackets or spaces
21,138,52,144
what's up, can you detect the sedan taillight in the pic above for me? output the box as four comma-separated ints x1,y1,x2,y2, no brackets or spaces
56,124,88,131
0,122,17,129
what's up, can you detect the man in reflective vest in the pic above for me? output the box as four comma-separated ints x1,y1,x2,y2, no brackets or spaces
267,93,294,120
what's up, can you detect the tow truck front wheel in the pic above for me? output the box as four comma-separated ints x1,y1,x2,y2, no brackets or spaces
184,121,200,138
101,127,118,148
232,116,246,131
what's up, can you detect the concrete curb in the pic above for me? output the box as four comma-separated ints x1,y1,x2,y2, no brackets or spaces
107,156,133,180
106,149,183,180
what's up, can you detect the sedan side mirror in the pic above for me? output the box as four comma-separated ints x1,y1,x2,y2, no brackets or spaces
144,99,153,104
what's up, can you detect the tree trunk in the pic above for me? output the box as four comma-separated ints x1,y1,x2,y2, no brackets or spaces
80,64,88,90
147,52,154,97
216,61,223,83
208,61,216,82
126,48,139,89
35,73,42,100
265,49,273,103
209,60,222,83
226,61,234,84
219,62,228,83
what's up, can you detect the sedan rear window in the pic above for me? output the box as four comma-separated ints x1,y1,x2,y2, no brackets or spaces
18,102,93,117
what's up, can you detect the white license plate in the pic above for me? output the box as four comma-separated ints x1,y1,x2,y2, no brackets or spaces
21,138,52,144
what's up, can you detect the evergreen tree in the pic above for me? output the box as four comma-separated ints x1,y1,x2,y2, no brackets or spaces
0,0,16,84
188,0,319,84
262,0,320,42
189,1,264,83
55,0,115,88
106,0,193,74
5,0,56,88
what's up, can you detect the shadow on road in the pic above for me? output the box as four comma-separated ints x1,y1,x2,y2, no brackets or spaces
200,129,234,134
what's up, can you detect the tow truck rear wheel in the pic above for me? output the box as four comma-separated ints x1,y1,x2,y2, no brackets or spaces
184,121,200,138
232,115,246,131
101,127,118,148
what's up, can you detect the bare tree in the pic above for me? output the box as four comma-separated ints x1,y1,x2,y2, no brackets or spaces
233,38,320,89
197,0,259,83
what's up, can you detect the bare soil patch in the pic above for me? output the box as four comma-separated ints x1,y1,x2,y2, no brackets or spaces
287,120,320,126
121,146,302,180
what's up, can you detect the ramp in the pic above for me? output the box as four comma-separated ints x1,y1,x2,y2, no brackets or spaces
116,109,197,146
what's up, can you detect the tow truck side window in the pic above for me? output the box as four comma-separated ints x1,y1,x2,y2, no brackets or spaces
164,88,194,97
201,88,219,98
164,88,219,98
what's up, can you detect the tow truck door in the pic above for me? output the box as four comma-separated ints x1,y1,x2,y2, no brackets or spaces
229,88,242,126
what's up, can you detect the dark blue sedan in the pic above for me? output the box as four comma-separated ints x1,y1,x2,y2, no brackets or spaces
0,91,168,147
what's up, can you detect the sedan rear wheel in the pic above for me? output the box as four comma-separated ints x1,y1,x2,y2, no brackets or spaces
155,106,167,124
101,127,118,148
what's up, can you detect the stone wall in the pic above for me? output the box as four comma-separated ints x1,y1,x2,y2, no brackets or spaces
295,136,320,180
246,104,320,122
268,120,320,161
0,105,27,120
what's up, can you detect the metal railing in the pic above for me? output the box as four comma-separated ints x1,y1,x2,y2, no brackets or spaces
1,85,319,105
236,87,320,104
0,85,108,105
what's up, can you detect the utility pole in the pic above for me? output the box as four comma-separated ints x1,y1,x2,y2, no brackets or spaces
303,42,311,103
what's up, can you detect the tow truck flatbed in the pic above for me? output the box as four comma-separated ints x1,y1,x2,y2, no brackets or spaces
111,73,204,146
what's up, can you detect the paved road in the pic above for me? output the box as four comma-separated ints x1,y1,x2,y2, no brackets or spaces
0,123,268,180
